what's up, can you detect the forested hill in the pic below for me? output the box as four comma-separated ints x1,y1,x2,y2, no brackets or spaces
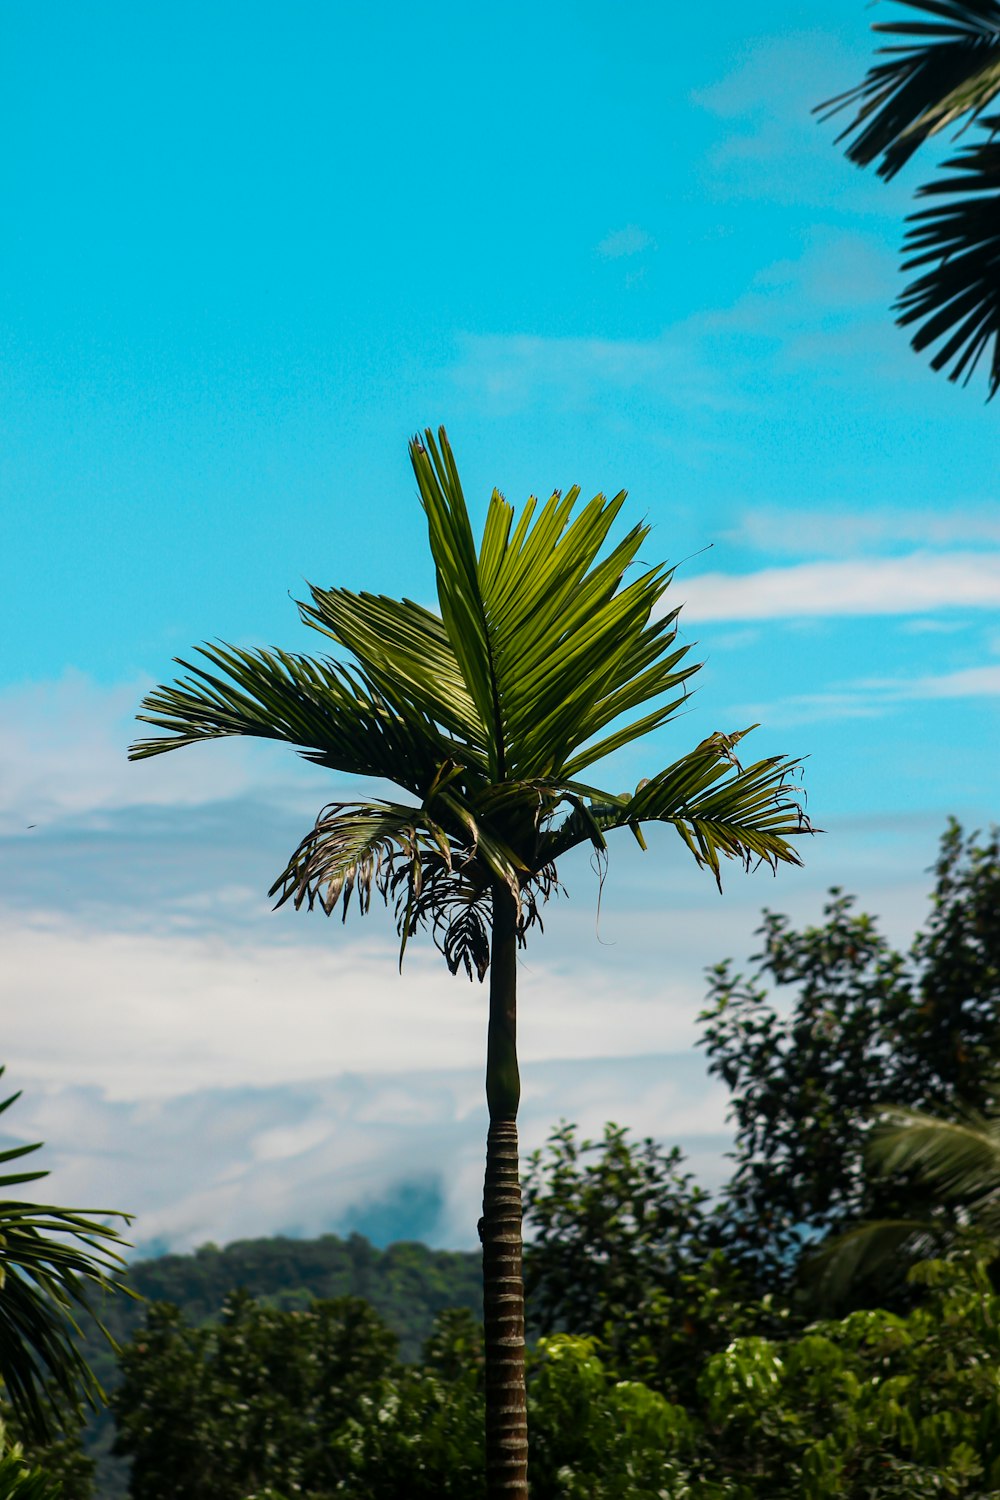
102,1230,482,1361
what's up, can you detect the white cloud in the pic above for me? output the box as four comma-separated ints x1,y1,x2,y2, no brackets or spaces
678,551,1000,621
868,665,1000,700
729,507,1000,558
4,1056,732,1256
731,661,1000,727
1,911,704,1103
596,225,656,259
448,330,735,418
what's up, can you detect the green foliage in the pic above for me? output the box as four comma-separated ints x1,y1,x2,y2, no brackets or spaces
0,1407,93,1500
522,1122,775,1399
329,1311,484,1498
0,1071,130,1443
700,821,1000,1298
112,1292,399,1500
77,1231,481,1499
109,1233,481,1362
527,1335,701,1498
0,1420,64,1500
114,1263,1000,1500
0,1454,61,1500
695,1252,1000,1497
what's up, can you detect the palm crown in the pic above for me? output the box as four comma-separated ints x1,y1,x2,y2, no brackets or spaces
132,429,810,978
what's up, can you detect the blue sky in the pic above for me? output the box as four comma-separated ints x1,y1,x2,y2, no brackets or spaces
2,0,999,1255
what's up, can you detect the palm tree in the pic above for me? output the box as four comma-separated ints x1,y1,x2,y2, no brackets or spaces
0,1071,130,1440
818,0,1000,397
130,427,812,1498
811,1097,1000,1305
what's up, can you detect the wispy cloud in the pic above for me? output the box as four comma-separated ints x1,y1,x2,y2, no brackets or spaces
728,507,1000,558
868,665,1000,700
448,330,733,418
731,662,1000,727
596,224,656,259
444,227,919,432
10,1056,732,1256
1,907,709,1104
678,551,1000,621
0,672,359,834
691,30,908,216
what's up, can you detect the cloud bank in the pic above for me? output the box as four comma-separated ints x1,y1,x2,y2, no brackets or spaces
678,551,1000,621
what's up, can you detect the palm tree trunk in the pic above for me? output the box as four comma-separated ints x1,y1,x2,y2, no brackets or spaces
482,881,528,1498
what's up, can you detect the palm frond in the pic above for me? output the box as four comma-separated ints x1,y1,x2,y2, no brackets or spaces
410,430,504,776
269,798,560,981
299,587,488,760
130,641,460,796
412,427,699,783
805,1217,946,1307
868,1103,1000,1206
0,1073,131,1441
268,800,447,919
478,485,695,779
895,124,1000,397
817,0,1000,180
541,729,812,887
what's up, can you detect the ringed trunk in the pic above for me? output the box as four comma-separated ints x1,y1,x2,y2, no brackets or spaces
482,881,528,1498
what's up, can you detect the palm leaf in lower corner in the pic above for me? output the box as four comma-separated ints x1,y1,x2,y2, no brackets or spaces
0,1075,131,1440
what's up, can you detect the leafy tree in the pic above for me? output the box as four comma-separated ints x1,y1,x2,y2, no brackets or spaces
130,426,810,1496
112,1292,399,1500
0,1071,130,1442
818,0,1000,397
700,821,1000,1296
695,1252,1000,1496
522,1122,772,1399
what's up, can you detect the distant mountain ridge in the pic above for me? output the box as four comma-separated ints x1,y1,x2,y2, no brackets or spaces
112,1229,482,1358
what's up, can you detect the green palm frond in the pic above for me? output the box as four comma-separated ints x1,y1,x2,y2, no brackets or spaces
806,1217,946,1305
807,1099,1000,1303
817,0,1000,180
268,800,450,919
410,431,699,783
868,1103,1000,1213
542,729,810,888
895,126,1000,396
410,431,504,774
0,1077,131,1441
130,641,460,796
0,1442,63,1500
299,587,488,757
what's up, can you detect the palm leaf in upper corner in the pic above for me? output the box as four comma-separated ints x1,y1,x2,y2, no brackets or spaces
895,124,1000,397
817,0,1000,180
